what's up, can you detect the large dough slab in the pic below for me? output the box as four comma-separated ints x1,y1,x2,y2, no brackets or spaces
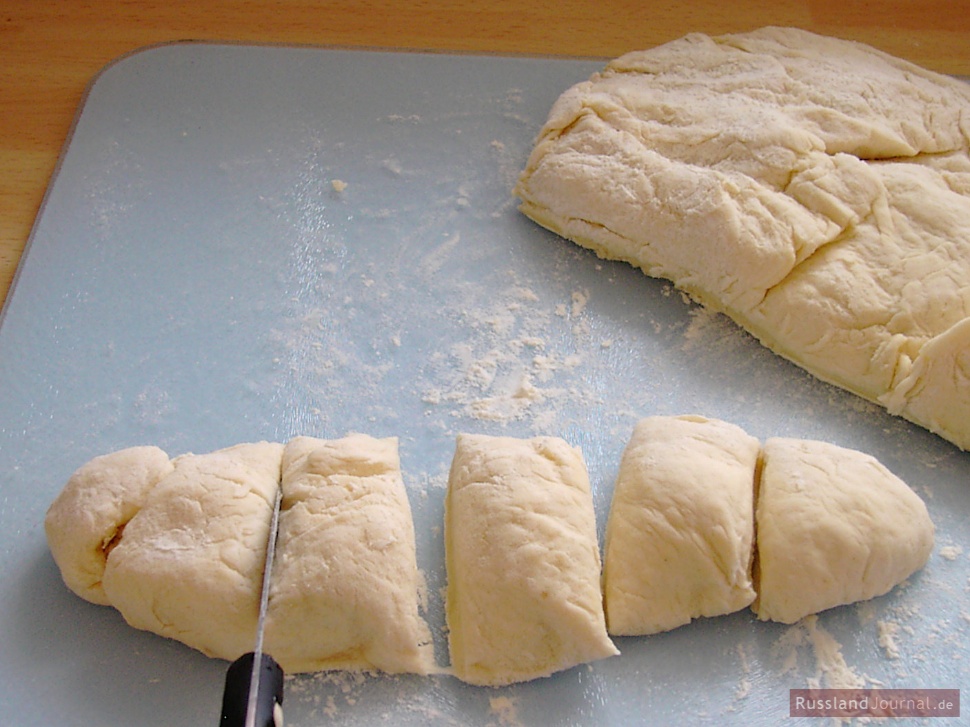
515,26,970,451
444,433,617,686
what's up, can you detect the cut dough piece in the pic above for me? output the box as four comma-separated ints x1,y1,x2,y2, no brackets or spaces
603,415,759,635
262,434,435,675
515,26,970,451
44,446,173,605
754,437,935,624
445,433,618,686
101,441,283,661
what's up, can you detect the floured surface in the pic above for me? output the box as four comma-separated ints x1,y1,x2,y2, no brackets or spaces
0,43,968,726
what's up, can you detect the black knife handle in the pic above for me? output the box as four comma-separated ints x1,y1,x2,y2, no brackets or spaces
220,652,284,727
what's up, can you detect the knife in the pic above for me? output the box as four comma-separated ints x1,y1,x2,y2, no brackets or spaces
219,487,285,727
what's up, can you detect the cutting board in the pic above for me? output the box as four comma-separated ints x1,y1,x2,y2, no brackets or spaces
1,43,967,726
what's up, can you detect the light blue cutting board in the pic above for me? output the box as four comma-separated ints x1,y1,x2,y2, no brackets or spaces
1,43,967,726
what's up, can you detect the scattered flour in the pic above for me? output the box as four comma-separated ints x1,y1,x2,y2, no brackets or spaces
285,669,371,721
939,544,963,561
420,233,463,277
877,620,901,660
773,616,867,690
416,279,606,429
570,289,589,316
681,305,747,354
734,642,752,700
488,695,521,726
382,157,404,176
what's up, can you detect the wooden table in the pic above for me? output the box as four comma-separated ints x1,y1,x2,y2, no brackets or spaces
3,0,970,309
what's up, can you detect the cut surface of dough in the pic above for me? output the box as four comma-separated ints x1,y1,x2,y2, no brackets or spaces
263,434,435,675
515,26,970,450
754,437,935,624
445,433,618,686
44,446,173,605
101,441,284,661
603,415,759,635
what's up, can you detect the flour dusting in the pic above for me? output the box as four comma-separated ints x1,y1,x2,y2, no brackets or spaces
488,695,521,726
876,620,901,660
416,279,607,429
939,544,963,561
773,616,867,690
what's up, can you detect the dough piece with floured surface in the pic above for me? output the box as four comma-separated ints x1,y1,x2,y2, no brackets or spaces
602,416,934,628
263,434,435,675
101,441,283,661
515,26,970,450
44,446,174,606
444,433,618,686
754,436,935,624
603,415,760,635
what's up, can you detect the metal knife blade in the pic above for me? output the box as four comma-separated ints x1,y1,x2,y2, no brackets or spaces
219,487,285,727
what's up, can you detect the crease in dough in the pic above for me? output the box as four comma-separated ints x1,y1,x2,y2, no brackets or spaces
44,446,174,605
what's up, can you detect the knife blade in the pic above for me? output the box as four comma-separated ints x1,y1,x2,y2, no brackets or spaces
219,487,285,727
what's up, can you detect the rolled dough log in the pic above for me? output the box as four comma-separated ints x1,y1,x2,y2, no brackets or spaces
444,433,618,686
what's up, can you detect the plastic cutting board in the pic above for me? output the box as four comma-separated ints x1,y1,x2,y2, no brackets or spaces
1,43,968,726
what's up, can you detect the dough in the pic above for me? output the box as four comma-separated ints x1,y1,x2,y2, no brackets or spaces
754,437,935,624
101,441,284,661
603,415,759,635
444,433,618,686
44,446,173,605
515,27,970,451
44,427,936,673
262,434,435,675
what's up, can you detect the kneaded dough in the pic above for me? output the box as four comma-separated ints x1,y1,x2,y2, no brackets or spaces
44,446,173,605
101,441,283,661
515,26,970,451
754,437,935,623
603,415,760,635
262,434,435,675
445,433,618,686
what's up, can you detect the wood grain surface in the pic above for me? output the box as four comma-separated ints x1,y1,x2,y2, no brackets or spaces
3,0,970,307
